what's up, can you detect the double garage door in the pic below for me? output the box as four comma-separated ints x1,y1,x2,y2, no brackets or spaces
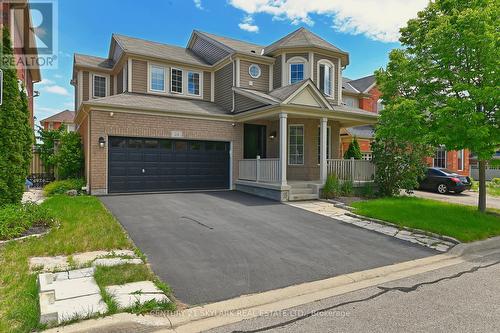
108,136,230,193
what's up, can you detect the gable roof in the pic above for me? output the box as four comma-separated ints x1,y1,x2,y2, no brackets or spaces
264,27,347,57
195,31,265,55
74,54,114,70
342,77,360,94
112,34,210,66
40,110,75,124
347,75,376,93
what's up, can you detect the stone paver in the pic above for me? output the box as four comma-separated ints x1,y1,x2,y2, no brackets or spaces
92,258,143,267
22,189,45,204
30,256,69,272
106,281,169,309
287,201,456,252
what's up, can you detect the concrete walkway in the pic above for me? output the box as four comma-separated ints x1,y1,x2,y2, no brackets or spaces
410,190,500,210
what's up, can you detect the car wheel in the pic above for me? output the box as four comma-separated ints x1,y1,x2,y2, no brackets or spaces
437,183,448,194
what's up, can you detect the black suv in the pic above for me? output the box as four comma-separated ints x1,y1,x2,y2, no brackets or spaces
418,167,472,194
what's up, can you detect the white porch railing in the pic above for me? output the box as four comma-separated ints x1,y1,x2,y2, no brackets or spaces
238,157,280,183
327,158,375,182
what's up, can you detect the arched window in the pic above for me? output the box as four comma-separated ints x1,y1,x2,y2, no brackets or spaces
317,59,334,96
287,56,308,84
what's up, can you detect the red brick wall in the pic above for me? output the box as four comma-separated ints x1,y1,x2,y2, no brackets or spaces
358,86,381,113
426,149,470,176
341,137,372,156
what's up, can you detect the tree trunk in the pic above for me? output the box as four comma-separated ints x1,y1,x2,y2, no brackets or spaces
478,160,487,212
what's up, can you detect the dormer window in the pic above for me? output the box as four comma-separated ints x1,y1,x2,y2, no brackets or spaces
318,61,333,96
171,68,183,94
287,56,308,85
150,65,166,92
187,71,200,96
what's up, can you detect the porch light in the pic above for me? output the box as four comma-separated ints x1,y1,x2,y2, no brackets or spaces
98,137,105,148
269,131,277,140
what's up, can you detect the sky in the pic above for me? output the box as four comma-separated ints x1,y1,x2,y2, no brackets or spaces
33,0,429,125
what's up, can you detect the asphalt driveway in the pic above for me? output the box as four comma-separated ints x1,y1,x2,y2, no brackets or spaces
100,191,436,305
410,190,500,209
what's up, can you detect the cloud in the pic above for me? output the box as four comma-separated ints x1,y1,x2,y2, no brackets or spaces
193,0,203,10
42,85,70,96
228,0,428,42
238,15,259,33
37,78,55,85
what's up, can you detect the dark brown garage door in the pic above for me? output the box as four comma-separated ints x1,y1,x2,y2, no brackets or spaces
108,137,230,193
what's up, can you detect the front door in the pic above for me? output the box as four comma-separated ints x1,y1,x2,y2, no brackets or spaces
244,124,267,159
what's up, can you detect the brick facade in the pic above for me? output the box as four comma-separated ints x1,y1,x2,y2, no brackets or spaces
84,110,243,194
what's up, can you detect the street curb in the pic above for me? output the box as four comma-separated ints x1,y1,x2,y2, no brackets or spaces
343,212,461,245
447,235,500,256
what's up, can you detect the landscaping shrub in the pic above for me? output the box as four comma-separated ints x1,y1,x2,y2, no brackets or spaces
0,203,54,240
55,131,84,179
343,137,362,160
360,182,377,198
340,180,354,196
43,179,86,196
322,173,340,199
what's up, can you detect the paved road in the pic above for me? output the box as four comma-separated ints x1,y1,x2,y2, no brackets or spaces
100,191,435,305
411,190,500,209
208,250,500,333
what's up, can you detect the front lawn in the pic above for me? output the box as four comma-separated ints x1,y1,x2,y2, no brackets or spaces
0,195,173,333
351,197,500,242
471,180,500,197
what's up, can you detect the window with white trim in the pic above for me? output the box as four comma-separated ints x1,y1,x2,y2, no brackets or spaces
289,63,304,84
150,65,165,92
317,126,331,164
93,75,106,98
457,149,464,171
171,68,183,93
434,146,447,168
187,71,200,96
248,64,261,79
319,63,333,96
288,125,304,165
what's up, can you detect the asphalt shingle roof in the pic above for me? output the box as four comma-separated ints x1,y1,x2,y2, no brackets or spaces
264,27,346,55
342,77,360,94
40,110,75,124
113,34,210,66
84,93,229,116
347,75,376,93
196,31,265,55
74,54,114,69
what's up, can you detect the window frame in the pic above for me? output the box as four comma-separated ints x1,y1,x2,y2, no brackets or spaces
288,124,305,166
92,74,107,99
433,146,447,168
187,70,201,96
316,125,332,165
317,60,334,97
457,149,464,171
170,67,183,94
248,64,262,79
148,64,166,93
287,56,308,85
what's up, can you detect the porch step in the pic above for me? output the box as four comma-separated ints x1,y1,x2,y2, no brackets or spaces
288,193,319,201
289,187,314,194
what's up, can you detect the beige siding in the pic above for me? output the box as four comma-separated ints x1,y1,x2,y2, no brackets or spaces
82,71,89,101
131,59,147,93
88,110,243,194
117,68,124,93
109,75,114,95
273,56,282,89
234,93,266,113
203,71,211,101
239,60,269,92
214,62,233,111
286,53,309,62
313,53,340,105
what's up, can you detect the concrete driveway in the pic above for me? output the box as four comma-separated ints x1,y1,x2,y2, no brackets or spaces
100,191,435,305
411,190,500,210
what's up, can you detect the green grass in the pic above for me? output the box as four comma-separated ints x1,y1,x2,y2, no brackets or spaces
471,180,500,197
0,195,173,333
351,197,500,242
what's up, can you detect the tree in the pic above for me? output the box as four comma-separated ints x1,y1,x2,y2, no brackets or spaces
55,131,84,179
37,125,65,169
372,99,433,196
377,0,499,212
344,137,362,159
0,28,33,206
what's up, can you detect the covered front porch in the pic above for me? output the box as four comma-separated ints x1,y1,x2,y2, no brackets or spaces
234,107,377,201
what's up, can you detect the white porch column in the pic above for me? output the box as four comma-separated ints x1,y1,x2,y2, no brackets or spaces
279,112,288,186
320,117,328,183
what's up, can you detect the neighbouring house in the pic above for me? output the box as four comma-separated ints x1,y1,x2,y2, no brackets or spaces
0,0,41,128
39,110,76,131
341,74,470,176
72,27,379,201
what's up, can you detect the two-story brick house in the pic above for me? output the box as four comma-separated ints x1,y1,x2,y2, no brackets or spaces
72,28,379,200
341,74,470,176
39,109,75,131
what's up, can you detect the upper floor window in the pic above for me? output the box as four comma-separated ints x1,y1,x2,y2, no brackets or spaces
188,71,200,96
290,63,304,84
93,75,106,98
248,64,261,79
434,146,447,168
318,62,333,96
150,65,165,92
171,68,183,94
